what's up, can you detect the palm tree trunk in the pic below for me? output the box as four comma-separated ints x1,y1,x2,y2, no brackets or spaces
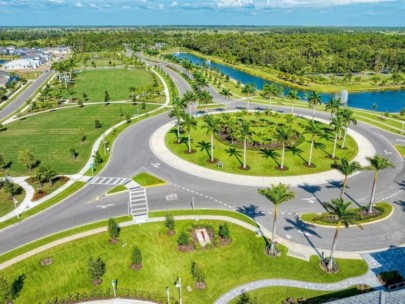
211,133,214,162
281,143,285,169
369,172,378,213
291,102,294,114
206,103,208,114
177,121,181,143
312,106,316,120
270,205,278,254
269,97,272,109
243,138,247,169
188,133,191,153
340,176,348,198
328,223,340,270
332,134,338,159
341,128,347,149
247,96,250,112
308,139,314,165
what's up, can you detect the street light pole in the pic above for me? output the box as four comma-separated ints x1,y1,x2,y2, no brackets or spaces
13,197,19,219
111,279,116,298
175,277,182,304
166,287,170,304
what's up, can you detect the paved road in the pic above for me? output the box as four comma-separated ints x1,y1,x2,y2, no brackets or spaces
0,63,404,255
0,70,52,122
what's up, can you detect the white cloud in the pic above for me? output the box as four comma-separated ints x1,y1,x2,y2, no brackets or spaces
122,4,130,9
170,1,178,7
216,0,254,8
74,1,82,7
48,0,64,3
158,3,164,9
265,0,394,8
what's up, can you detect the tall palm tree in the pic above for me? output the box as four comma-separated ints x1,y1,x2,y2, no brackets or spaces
168,105,185,143
332,158,362,198
325,98,341,119
275,127,293,170
330,116,344,159
366,154,395,213
202,114,221,162
308,91,322,120
219,88,232,99
323,199,362,270
261,83,277,109
287,90,299,114
181,113,197,153
199,90,213,113
304,120,324,166
182,90,197,115
237,121,255,169
241,82,256,112
258,183,296,255
339,108,357,149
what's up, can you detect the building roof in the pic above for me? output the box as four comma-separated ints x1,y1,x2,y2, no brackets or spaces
330,289,405,304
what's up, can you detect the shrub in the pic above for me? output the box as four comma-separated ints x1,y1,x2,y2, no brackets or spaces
164,213,175,231
177,231,190,246
87,257,106,281
132,246,142,265
108,218,120,241
237,292,258,304
95,119,102,129
218,223,230,239
190,262,205,283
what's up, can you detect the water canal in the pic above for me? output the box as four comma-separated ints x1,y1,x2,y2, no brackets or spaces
177,53,405,113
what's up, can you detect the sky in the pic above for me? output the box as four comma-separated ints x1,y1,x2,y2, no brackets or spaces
0,0,404,27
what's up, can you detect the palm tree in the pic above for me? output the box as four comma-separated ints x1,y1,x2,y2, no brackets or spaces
339,108,357,149
168,105,185,143
202,114,221,162
325,98,341,119
366,154,395,213
308,91,322,120
199,90,213,113
237,121,255,169
219,88,232,99
304,120,324,166
258,183,296,255
330,116,344,159
323,199,362,271
181,113,197,153
35,164,57,186
332,158,362,198
18,149,35,171
241,82,256,112
261,83,277,109
287,90,299,114
275,127,293,170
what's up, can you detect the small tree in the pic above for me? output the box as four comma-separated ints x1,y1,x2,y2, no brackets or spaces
3,180,20,200
104,90,110,105
93,151,103,166
18,149,35,171
236,292,258,304
108,218,120,242
94,119,102,129
177,231,190,246
218,223,230,239
0,276,11,304
70,148,77,160
131,246,142,268
87,257,106,285
164,213,175,235
191,262,205,284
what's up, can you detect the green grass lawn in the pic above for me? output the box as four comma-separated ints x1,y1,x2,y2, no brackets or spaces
0,220,368,303
301,203,392,226
395,145,405,157
132,172,166,187
229,286,366,304
106,184,128,194
56,69,163,103
0,104,158,176
166,112,358,176
0,182,25,217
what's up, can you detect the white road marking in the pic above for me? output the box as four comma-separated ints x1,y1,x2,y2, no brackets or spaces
96,204,115,209
384,149,393,155
302,197,316,204
151,162,160,168
165,193,178,201
285,234,292,239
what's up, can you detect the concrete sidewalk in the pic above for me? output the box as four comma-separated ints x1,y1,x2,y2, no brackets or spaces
149,111,375,187
82,299,156,304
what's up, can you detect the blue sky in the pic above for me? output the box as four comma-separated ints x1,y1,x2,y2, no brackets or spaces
0,0,404,26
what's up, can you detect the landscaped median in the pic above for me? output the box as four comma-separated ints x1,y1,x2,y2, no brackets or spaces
395,144,405,157
106,172,167,195
300,202,393,227
0,210,368,304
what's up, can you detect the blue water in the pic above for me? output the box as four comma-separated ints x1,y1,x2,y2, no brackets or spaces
0,59,6,65
177,53,405,113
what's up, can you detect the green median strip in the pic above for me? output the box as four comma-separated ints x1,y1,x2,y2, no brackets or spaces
106,184,128,194
394,145,405,157
132,172,167,187
300,202,392,227
0,181,86,231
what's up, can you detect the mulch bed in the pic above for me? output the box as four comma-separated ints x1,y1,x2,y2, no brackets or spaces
167,229,176,236
130,263,143,271
40,257,53,266
109,239,119,244
320,259,340,273
92,278,102,286
238,165,251,171
184,149,196,154
275,165,289,171
195,281,206,290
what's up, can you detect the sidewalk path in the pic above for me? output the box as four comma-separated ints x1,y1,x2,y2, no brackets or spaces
150,111,375,187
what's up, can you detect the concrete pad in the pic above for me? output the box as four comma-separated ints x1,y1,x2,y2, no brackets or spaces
195,228,211,246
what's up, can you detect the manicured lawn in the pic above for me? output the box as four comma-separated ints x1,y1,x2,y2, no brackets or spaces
229,286,366,304
395,145,405,157
165,112,358,176
0,182,25,217
106,184,128,194
132,172,166,187
56,69,163,103
301,202,392,226
0,220,368,303
0,104,158,176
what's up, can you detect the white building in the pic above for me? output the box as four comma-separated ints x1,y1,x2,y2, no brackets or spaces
3,57,44,70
